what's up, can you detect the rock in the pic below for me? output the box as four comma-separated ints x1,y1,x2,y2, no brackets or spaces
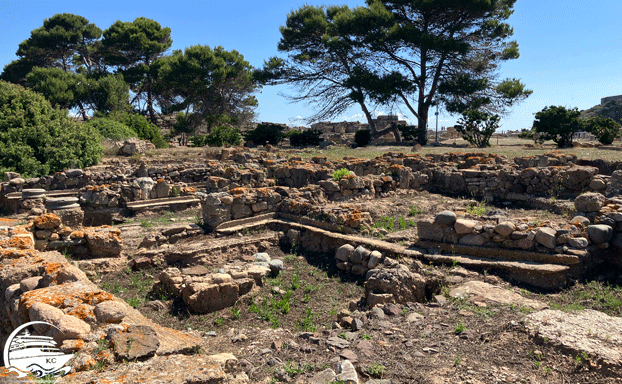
494,221,515,237
181,265,210,276
568,237,589,249
182,282,239,313
575,192,605,212
33,213,62,230
29,302,64,333
55,314,91,342
336,360,359,383
367,251,382,269
406,312,424,323
269,259,284,273
109,325,160,360
310,368,338,384
454,219,476,235
458,233,486,246
327,336,350,349
369,306,385,320
434,211,457,226
365,266,426,304
416,219,443,241
526,309,622,367
590,178,607,190
335,244,355,262
254,252,271,262
85,227,123,257
534,227,557,249
339,349,358,364
367,292,395,308
570,215,591,228
319,179,340,192
94,300,127,324
350,246,371,264
587,224,613,244
20,276,42,292
453,281,548,310
154,180,170,198
119,138,148,156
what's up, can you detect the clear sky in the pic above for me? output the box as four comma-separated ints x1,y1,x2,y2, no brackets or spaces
1,0,621,132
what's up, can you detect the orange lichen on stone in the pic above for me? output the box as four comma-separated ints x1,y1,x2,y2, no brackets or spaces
87,184,111,191
34,213,62,229
0,236,34,250
70,230,85,239
230,187,248,195
181,187,196,195
80,291,114,306
67,304,94,320
44,262,63,274
156,178,165,183
0,217,18,224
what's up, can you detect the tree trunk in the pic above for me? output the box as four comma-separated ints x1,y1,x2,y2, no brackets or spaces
417,105,430,145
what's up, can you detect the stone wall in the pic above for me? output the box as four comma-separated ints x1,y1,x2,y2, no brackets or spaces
416,193,622,267
0,213,204,372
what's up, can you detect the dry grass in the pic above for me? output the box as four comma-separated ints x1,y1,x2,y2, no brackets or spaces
104,137,622,163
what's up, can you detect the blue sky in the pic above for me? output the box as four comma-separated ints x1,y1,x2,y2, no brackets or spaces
1,0,621,132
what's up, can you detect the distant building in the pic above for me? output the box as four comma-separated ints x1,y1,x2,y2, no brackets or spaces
601,95,622,105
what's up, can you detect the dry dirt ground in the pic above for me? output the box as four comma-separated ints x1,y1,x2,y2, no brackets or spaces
79,192,622,384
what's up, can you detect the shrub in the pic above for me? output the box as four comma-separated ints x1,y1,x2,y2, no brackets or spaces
205,125,241,146
189,134,209,147
455,110,500,147
583,116,621,145
533,106,582,148
332,168,351,181
289,129,322,147
244,123,284,146
354,129,371,147
85,117,136,140
109,112,168,148
0,81,102,177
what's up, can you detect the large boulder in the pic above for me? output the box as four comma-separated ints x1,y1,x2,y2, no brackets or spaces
182,282,239,314
574,192,605,213
365,265,427,305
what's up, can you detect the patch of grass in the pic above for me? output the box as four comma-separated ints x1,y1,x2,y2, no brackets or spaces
126,297,141,308
374,215,416,233
548,280,622,316
466,201,487,216
408,204,423,216
140,219,156,229
283,361,314,376
231,303,241,320
214,317,226,327
454,322,465,335
365,363,386,378
295,307,317,332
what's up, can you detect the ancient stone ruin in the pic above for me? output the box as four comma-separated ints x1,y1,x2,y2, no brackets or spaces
1,148,622,382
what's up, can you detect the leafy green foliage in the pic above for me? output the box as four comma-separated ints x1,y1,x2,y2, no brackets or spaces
533,106,582,148
332,168,351,181
288,129,322,147
85,117,135,140
583,116,621,145
109,112,167,148
455,110,500,148
354,129,372,147
0,81,102,177
206,125,242,147
244,123,284,145
154,45,257,132
102,17,172,121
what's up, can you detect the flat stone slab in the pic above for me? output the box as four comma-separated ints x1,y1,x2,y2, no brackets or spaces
526,309,622,368
451,280,548,310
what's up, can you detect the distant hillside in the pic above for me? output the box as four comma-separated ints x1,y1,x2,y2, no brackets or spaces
581,100,622,123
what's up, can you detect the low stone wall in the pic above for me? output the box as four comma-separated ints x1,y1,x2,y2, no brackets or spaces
0,214,203,372
202,186,373,232
416,192,622,266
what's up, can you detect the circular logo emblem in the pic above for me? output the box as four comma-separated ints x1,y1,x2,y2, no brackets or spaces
3,321,73,378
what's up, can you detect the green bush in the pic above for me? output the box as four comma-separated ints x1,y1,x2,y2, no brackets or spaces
332,168,351,181
583,116,621,145
244,123,284,146
354,129,372,147
289,129,322,147
85,117,136,140
0,81,102,177
455,110,500,147
109,112,168,148
533,106,582,148
206,125,241,146
189,134,209,147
